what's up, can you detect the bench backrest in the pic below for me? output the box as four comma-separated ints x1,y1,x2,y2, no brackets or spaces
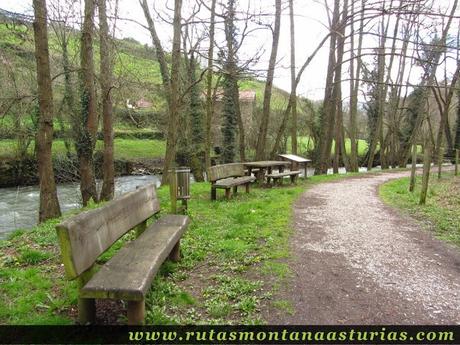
207,163,244,182
56,184,160,280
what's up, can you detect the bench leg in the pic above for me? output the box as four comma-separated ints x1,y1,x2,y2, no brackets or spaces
169,240,181,262
127,300,145,325
233,186,238,194
78,297,96,325
245,183,250,193
225,188,231,200
211,187,217,201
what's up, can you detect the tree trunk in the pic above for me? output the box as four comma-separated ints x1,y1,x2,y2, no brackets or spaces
188,53,205,181
255,0,281,160
419,142,432,205
141,0,182,185
409,143,417,192
32,0,61,222
162,0,183,184
289,0,297,155
270,33,330,157
348,0,363,172
78,0,98,206
316,0,340,174
98,0,115,201
204,0,217,172
234,80,246,162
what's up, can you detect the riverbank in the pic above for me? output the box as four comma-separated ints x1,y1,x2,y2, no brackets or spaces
0,153,164,188
379,172,460,247
0,174,353,325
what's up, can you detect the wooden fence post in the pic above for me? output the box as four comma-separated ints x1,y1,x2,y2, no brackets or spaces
419,144,432,205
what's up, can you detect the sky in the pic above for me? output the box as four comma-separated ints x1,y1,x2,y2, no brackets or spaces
1,0,459,102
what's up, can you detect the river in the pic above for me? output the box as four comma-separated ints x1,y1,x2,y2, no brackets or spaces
0,175,161,240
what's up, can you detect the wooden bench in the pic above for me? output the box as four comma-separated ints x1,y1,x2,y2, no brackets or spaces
266,170,301,185
56,184,190,325
208,163,256,200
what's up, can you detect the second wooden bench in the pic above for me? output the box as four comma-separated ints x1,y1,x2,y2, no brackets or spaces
208,163,256,200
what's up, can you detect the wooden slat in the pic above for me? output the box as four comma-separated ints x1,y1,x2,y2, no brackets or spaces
214,176,256,188
266,170,301,178
56,184,160,279
278,154,311,163
208,163,244,182
80,215,190,300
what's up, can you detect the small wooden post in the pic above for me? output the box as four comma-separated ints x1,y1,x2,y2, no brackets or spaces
419,144,432,205
169,170,177,214
409,143,417,192
455,149,459,176
127,300,145,325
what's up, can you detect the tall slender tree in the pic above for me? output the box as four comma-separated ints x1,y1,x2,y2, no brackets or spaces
220,0,240,163
98,0,115,201
204,0,217,171
140,0,183,184
77,0,98,206
32,0,61,221
289,0,297,155
255,0,281,160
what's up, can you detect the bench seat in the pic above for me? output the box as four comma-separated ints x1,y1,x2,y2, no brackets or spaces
266,170,301,178
81,215,189,301
266,170,301,185
213,176,256,189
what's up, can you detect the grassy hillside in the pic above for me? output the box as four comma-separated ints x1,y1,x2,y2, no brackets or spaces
0,17,295,163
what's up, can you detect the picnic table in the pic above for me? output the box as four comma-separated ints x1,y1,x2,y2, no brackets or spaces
243,161,290,184
278,154,312,178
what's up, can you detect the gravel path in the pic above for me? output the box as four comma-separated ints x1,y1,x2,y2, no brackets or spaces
266,170,460,324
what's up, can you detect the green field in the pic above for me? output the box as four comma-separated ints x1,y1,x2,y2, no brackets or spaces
380,173,460,247
286,136,369,156
0,139,166,160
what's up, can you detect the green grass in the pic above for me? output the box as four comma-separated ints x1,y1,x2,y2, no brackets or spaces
285,136,369,156
0,173,357,324
0,139,166,160
380,173,460,247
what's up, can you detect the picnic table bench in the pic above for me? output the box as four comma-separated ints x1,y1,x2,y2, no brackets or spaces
278,154,312,178
56,184,190,325
266,170,301,185
208,163,256,200
243,161,300,185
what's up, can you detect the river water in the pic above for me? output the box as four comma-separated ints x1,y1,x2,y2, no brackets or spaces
0,175,161,240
